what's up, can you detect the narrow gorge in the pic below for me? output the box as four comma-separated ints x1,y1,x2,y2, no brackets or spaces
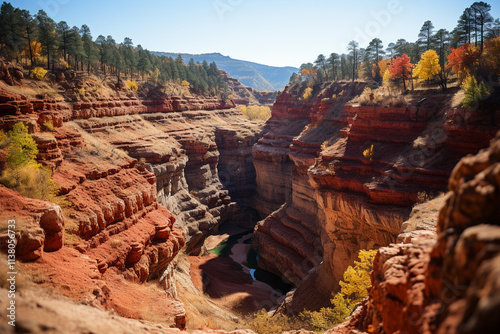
1,57,499,334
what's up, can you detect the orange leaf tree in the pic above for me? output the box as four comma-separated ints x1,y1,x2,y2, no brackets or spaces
478,36,500,79
446,43,481,81
388,54,414,91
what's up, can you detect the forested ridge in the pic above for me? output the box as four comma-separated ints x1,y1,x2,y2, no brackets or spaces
292,1,500,89
0,2,228,96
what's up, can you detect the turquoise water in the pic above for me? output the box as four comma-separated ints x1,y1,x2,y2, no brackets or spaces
210,230,294,295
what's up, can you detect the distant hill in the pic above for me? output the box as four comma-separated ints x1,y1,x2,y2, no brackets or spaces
151,52,298,91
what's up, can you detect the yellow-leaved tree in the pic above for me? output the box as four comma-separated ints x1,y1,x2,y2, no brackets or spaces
300,249,377,332
413,50,441,82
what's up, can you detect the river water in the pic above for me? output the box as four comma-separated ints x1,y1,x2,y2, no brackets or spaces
209,229,293,296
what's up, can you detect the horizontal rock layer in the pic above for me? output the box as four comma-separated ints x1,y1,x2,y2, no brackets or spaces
252,82,498,313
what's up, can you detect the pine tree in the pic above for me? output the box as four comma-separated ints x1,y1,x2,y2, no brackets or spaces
471,1,493,50
418,20,435,52
347,40,359,82
327,53,339,81
56,21,71,62
19,9,36,66
366,38,385,63
80,24,97,73
35,10,56,69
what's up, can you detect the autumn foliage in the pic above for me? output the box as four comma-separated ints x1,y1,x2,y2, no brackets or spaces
413,50,441,82
446,43,482,81
478,36,500,78
388,54,414,90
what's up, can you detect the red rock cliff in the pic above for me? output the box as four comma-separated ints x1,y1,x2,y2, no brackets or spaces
252,82,498,314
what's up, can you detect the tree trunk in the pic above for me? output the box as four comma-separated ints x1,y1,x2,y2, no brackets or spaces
480,22,484,50
26,33,33,67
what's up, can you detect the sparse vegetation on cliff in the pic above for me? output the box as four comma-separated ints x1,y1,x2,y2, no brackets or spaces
461,75,490,109
247,249,377,333
0,122,60,202
238,105,271,121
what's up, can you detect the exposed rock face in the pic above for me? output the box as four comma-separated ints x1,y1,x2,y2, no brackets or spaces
0,185,64,261
0,79,262,254
252,83,498,313
357,132,500,334
0,70,265,328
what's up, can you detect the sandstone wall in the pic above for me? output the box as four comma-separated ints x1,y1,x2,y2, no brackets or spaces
349,132,500,334
252,82,498,313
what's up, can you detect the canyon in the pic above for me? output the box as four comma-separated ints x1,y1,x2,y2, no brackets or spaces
1,58,499,334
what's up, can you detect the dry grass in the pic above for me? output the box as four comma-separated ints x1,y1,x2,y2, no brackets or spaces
356,87,408,107
109,239,122,249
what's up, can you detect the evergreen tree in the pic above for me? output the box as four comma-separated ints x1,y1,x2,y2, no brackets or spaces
327,53,339,81
95,35,110,75
80,24,97,73
67,26,84,70
35,10,56,69
386,42,396,61
0,3,24,59
418,20,435,52
56,21,70,62
394,39,409,57
347,40,359,82
366,38,385,63
19,9,36,66
471,1,493,50
314,54,327,80
455,8,474,45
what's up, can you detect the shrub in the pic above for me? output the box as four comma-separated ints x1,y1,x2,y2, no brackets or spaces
30,67,47,80
125,80,138,91
247,309,303,334
0,163,60,201
181,80,190,88
363,145,374,161
0,130,8,148
239,105,271,121
461,75,490,110
0,122,62,203
302,87,313,100
5,122,38,168
43,120,55,132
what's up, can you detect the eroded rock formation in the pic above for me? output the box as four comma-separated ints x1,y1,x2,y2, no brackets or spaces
348,131,500,334
252,83,498,313
0,68,265,327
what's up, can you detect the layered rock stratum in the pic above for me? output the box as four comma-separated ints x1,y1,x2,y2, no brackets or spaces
252,82,498,313
0,68,264,329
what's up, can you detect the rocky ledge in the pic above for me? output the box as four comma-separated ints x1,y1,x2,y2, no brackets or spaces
252,82,498,313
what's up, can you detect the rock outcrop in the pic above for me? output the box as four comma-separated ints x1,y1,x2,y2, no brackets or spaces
252,83,498,313
353,131,500,334
0,185,64,260
0,68,266,328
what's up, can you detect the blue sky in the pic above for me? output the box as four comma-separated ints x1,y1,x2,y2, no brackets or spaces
10,0,500,68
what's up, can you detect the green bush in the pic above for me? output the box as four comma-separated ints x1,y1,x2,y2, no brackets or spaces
0,122,61,202
5,122,38,168
462,76,490,109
